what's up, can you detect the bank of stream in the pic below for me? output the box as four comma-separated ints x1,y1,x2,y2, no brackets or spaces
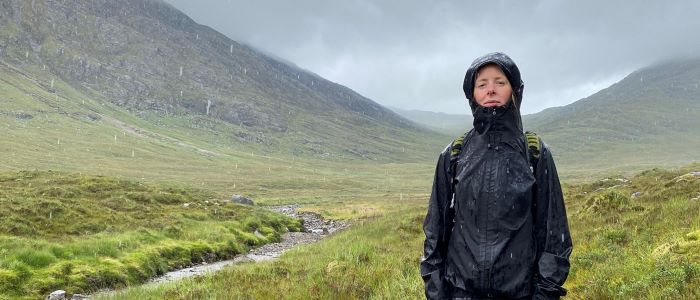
148,204,349,283
78,205,349,300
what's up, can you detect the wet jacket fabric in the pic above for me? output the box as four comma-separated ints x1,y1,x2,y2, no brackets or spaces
421,53,572,300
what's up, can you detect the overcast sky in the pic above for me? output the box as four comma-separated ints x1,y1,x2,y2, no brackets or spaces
163,0,700,115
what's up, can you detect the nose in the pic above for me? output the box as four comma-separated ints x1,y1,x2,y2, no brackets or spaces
486,84,496,95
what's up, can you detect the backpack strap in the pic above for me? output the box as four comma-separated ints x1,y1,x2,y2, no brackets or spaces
450,131,470,163
524,131,541,172
449,130,473,207
442,130,471,241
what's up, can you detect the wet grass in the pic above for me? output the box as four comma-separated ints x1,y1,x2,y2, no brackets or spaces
563,163,700,299
0,170,303,299
98,204,426,300
97,164,700,299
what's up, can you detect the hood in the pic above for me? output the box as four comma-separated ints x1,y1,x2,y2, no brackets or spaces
462,52,524,114
462,52,525,134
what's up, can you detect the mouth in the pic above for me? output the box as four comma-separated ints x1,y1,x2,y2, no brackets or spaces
483,100,501,107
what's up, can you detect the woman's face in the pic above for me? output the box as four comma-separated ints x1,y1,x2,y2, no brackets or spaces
473,64,512,107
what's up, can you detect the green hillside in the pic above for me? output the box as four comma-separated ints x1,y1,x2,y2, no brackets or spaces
524,58,700,177
0,0,447,162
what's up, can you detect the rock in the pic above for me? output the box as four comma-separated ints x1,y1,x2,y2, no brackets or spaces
311,228,324,234
47,290,66,300
231,194,254,205
607,184,625,190
674,173,698,183
254,230,264,238
631,192,642,198
182,202,190,208
71,294,88,300
691,192,700,201
691,171,700,177
16,112,34,120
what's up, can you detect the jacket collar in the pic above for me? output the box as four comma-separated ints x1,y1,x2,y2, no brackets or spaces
472,101,523,136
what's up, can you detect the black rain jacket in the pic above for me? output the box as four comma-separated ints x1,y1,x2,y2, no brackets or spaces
420,53,572,300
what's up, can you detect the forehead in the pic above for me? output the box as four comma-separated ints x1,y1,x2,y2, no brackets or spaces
475,64,506,80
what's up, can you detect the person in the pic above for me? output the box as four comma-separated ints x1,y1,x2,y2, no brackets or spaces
420,52,572,299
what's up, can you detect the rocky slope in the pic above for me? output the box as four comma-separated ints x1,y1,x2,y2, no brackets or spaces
0,0,445,161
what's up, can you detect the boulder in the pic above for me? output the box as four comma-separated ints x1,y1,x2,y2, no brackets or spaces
231,194,254,205
47,290,66,300
71,294,88,300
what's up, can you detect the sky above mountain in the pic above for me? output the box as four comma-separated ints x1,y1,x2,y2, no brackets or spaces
163,0,700,115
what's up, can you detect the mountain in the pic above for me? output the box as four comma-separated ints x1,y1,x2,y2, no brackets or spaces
0,0,447,163
523,57,700,176
388,106,472,137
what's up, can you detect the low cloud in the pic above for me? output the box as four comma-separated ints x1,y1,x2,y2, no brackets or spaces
165,0,700,114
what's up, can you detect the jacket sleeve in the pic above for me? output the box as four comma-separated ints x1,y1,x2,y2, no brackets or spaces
420,146,453,300
532,143,573,300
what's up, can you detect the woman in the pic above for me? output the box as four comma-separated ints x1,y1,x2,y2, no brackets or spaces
420,52,572,299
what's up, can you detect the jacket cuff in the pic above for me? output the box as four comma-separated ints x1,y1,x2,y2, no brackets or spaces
538,251,570,286
422,269,446,300
534,251,569,298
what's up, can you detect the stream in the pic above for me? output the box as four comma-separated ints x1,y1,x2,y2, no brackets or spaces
82,205,349,299
148,204,349,283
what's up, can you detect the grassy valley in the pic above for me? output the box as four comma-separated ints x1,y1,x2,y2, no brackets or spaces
0,45,438,298
388,106,473,137
1,0,699,299
97,164,700,299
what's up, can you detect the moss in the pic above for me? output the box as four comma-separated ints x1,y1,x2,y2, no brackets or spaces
0,268,23,294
